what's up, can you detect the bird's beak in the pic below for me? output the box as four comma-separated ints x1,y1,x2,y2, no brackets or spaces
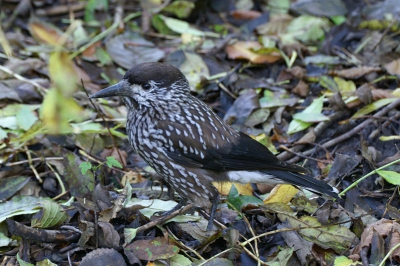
89,80,126,99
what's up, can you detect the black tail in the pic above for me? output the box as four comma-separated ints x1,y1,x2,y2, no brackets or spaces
264,170,339,199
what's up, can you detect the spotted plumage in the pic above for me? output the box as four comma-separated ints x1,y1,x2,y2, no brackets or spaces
90,62,339,230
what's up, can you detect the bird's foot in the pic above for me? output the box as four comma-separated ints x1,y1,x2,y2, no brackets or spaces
206,196,220,231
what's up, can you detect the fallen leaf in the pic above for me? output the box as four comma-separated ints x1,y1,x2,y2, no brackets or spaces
226,41,281,64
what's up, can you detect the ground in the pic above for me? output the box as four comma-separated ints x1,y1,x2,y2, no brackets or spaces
1,0,400,265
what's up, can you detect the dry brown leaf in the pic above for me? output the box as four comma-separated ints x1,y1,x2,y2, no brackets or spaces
121,171,145,185
231,10,262,20
29,21,63,46
333,66,381,79
352,219,400,262
257,14,293,35
371,88,397,100
292,79,309,97
225,41,281,64
286,66,307,79
385,59,400,76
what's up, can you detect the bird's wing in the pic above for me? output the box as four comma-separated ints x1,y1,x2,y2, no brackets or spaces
156,118,309,174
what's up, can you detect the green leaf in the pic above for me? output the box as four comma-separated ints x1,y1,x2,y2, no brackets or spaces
0,195,45,223
319,75,338,91
377,170,400,185
16,105,38,131
268,247,294,266
31,200,69,228
106,156,122,168
334,255,359,265
64,152,95,200
287,119,311,134
159,15,219,37
163,1,195,19
124,228,137,245
227,185,263,212
17,253,34,266
288,96,326,134
286,15,331,43
351,98,397,119
0,127,6,139
292,113,329,123
79,162,93,174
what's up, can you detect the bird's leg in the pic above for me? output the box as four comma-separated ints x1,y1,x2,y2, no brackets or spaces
206,194,220,231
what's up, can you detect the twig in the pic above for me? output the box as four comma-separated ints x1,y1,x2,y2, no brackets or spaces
339,158,400,196
287,99,400,163
378,241,400,266
0,65,47,92
198,248,235,266
278,145,329,163
5,157,63,167
136,203,194,233
277,111,348,161
24,146,42,183
46,161,66,194
166,226,204,260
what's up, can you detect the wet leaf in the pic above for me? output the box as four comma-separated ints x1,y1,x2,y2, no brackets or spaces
80,248,126,266
126,237,179,261
0,176,30,201
64,152,95,208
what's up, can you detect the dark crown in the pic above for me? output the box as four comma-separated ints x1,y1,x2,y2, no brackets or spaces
124,62,189,90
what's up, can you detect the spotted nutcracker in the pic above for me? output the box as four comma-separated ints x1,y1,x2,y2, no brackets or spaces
90,62,339,230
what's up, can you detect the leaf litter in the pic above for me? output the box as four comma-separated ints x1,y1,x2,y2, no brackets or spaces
1,0,400,265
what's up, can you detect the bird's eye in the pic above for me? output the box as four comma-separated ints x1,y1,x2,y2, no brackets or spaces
142,83,151,90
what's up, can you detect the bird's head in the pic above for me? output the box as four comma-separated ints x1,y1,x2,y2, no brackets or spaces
90,62,190,109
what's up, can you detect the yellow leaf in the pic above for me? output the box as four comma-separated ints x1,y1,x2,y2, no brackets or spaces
263,184,298,204
29,21,62,46
226,41,281,64
40,89,83,134
212,182,253,196
49,51,78,96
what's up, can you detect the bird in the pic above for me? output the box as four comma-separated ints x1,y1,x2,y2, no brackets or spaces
90,62,339,230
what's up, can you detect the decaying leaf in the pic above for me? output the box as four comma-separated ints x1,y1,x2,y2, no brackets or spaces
226,41,281,64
